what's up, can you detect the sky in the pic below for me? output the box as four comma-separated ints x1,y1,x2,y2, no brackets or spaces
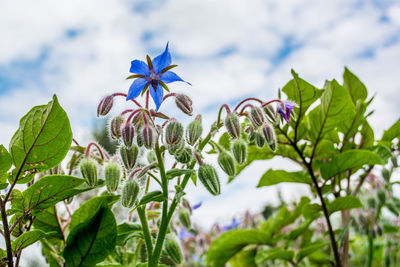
1,0,400,264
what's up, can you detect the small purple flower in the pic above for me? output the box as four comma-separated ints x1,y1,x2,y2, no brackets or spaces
192,201,202,210
277,101,295,124
179,227,194,241
127,43,191,110
221,218,241,231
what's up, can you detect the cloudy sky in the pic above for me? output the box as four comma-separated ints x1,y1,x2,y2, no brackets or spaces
1,0,400,262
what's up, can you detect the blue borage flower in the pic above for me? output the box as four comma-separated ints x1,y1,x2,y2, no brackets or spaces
126,43,191,110
277,101,295,124
221,218,241,231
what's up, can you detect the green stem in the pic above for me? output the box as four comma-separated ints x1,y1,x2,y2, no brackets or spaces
0,199,13,267
137,206,153,262
367,234,373,267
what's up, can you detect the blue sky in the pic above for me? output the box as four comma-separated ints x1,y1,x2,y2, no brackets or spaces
1,0,400,242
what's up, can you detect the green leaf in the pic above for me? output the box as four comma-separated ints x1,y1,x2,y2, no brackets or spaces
360,121,375,148
166,168,195,179
207,230,270,267
381,118,400,144
343,67,368,104
0,145,12,173
218,132,231,151
320,150,383,179
282,70,323,118
33,207,63,242
64,206,117,266
257,169,311,187
229,247,257,267
255,247,294,264
302,203,322,219
116,222,142,246
295,242,328,262
364,145,392,164
139,190,164,205
327,196,362,215
9,95,72,177
308,80,355,143
12,229,49,252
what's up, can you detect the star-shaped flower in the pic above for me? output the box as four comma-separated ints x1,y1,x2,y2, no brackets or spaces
277,101,295,124
126,43,190,110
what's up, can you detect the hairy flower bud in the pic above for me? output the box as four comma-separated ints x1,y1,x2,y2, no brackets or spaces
254,131,265,148
218,152,236,176
164,236,183,264
142,124,155,149
178,208,191,228
168,139,185,156
232,140,247,165
121,122,135,147
249,106,265,127
166,121,184,145
175,94,193,116
147,151,157,164
105,162,121,192
198,164,221,196
186,116,203,146
120,145,139,170
97,95,113,117
121,180,140,208
262,123,277,151
263,104,277,123
110,116,124,139
225,113,241,139
377,189,386,204
382,168,390,182
175,147,192,164
80,158,98,187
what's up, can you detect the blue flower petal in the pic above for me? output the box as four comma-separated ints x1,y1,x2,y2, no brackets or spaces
126,78,149,100
152,43,171,74
130,60,150,76
149,83,164,111
160,71,192,85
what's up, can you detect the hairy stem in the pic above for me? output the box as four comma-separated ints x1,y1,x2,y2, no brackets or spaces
137,206,153,261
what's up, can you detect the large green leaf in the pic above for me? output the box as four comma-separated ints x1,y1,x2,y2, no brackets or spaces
207,230,270,267
9,95,72,177
282,70,323,118
229,247,257,267
308,80,355,143
295,242,328,262
116,222,142,246
257,169,311,187
343,67,367,104
33,207,63,242
255,247,294,264
327,196,362,215
0,145,12,173
64,206,117,266
381,118,400,145
12,229,49,252
320,150,383,179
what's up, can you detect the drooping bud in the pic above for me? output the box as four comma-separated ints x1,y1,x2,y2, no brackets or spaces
381,168,390,182
166,121,184,145
178,208,191,228
232,140,247,165
97,95,114,117
147,151,157,164
142,124,155,149
225,113,241,139
186,115,203,146
121,122,135,147
249,106,265,128
391,156,398,167
80,158,98,187
262,123,277,151
110,116,124,139
254,131,265,148
263,104,277,124
105,162,121,192
120,145,139,170
168,139,185,156
198,164,221,196
218,152,236,176
121,180,140,208
136,128,143,147
377,189,386,204
164,236,183,264
175,94,193,116
175,147,192,164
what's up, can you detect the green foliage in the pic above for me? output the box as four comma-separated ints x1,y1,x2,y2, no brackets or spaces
257,169,311,186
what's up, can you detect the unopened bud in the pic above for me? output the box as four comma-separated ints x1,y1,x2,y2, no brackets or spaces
164,236,183,264
178,208,191,228
198,164,221,196
110,116,124,139
254,131,265,148
263,104,277,123
262,123,277,151
186,116,203,146
105,162,121,192
249,106,265,127
168,139,185,156
80,158,98,187
175,94,193,116
382,168,391,182
391,156,398,167
142,124,155,149
120,145,139,170
225,113,241,139
232,140,247,165
218,152,236,176
166,121,184,145
367,197,376,209
147,151,157,164
175,147,192,164
121,180,140,208
377,189,386,204
97,95,114,117
122,122,135,147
